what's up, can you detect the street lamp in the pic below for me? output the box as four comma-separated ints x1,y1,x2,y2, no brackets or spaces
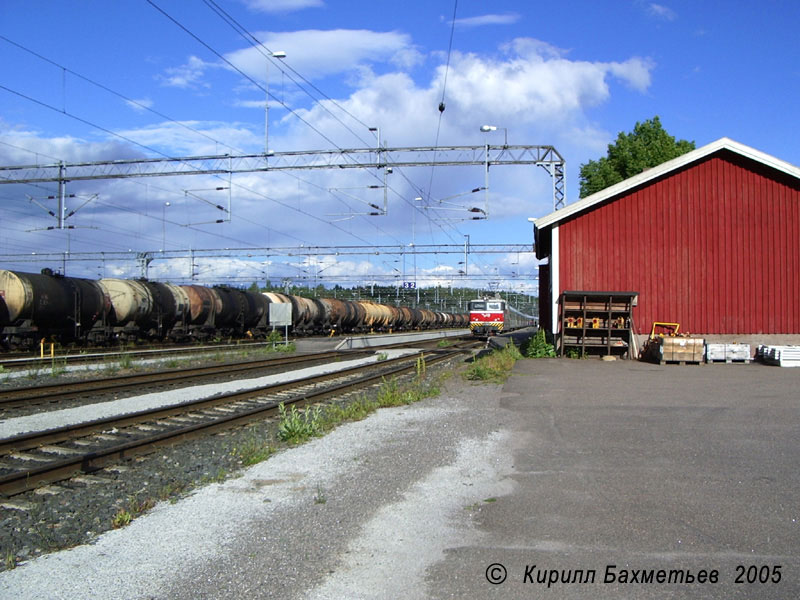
265,50,287,154
480,124,508,146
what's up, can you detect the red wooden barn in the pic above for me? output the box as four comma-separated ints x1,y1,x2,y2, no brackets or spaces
532,137,800,341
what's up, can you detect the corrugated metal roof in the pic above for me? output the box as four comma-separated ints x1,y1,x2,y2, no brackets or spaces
532,137,800,230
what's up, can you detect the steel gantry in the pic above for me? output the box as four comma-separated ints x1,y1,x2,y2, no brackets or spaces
0,144,567,210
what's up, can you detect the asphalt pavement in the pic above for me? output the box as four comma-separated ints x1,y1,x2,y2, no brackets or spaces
427,358,800,599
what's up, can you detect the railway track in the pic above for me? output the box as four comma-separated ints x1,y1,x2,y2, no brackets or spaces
0,343,479,496
0,340,281,371
0,350,373,410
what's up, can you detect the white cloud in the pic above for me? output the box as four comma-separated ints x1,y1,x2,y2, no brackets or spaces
114,121,260,156
648,3,677,21
436,39,654,125
242,0,324,13
606,56,655,92
454,13,521,28
159,56,213,89
125,98,154,112
225,29,419,82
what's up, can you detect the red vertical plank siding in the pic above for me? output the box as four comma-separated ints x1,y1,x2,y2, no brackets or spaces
558,153,800,334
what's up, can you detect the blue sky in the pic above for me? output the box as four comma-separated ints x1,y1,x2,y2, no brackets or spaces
1,0,798,291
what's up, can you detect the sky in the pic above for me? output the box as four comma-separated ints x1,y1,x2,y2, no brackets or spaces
0,0,798,293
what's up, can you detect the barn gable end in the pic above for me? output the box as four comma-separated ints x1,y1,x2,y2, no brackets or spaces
532,139,800,337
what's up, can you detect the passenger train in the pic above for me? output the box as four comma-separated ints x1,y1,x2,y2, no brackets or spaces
0,269,468,350
468,296,535,336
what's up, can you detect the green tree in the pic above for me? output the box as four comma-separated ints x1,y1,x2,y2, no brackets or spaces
579,116,695,198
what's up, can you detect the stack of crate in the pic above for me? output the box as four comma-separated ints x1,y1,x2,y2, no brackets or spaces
652,337,705,364
705,343,751,364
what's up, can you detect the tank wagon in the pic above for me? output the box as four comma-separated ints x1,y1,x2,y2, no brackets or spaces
0,269,467,350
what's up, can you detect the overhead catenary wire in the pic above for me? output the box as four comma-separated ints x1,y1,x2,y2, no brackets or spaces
0,36,388,250
146,0,412,248
1,7,503,285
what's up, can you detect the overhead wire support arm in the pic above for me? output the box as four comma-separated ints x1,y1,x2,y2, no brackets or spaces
0,243,536,264
0,144,566,210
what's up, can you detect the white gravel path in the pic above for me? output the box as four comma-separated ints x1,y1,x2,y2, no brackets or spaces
0,349,417,438
304,431,513,600
0,378,514,600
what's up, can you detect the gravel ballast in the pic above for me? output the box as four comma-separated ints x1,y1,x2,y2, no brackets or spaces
0,367,514,598
0,349,416,438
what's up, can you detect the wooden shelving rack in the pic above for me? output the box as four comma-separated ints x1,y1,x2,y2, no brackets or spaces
558,291,638,359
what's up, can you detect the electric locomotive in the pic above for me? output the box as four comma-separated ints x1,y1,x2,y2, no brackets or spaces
468,296,535,336
468,297,507,335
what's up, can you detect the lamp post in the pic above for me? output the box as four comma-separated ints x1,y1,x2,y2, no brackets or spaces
479,125,506,216
162,201,170,251
463,234,470,277
265,50,287,155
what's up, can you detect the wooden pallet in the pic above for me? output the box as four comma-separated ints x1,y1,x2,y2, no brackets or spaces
658,359,704,365
707,358,751,365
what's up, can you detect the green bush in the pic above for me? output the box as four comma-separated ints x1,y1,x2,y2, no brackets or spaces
463,344,522,383
277,402,323,443
523,329,556,358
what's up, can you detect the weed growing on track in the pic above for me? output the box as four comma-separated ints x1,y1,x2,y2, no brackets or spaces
4,549,16,570
110,495,158,530
314,485,327,504
111,508,132,529
321,373,440,431
49,356,68,377
278,402,324,443
232,434,275,466
464,343,523,383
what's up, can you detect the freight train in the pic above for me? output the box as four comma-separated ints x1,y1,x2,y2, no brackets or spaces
0,269,468,350
468,296,535,336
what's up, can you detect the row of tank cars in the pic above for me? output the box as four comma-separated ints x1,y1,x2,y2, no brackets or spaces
0,269,468,350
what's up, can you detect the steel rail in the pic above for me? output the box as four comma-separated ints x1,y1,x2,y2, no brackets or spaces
0,350,371,408
0,346,475,496
0,340,279,369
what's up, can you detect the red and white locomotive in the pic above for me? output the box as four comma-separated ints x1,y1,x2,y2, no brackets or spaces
468,296,534,336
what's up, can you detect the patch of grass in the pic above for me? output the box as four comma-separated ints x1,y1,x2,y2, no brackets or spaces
4,549,16,571
376,352,389,362
277,402,323,444
129,496,156,514
164,359,180,369
118,354,134,370
199,469,228,485
49,356,68,377
464,344,523,383
323,395,379,426
522,328,556,358
157,481,190,502
111,508,132,529
437,339,454,348
376,375,438,407
314,484,327,504
232,433,275,466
